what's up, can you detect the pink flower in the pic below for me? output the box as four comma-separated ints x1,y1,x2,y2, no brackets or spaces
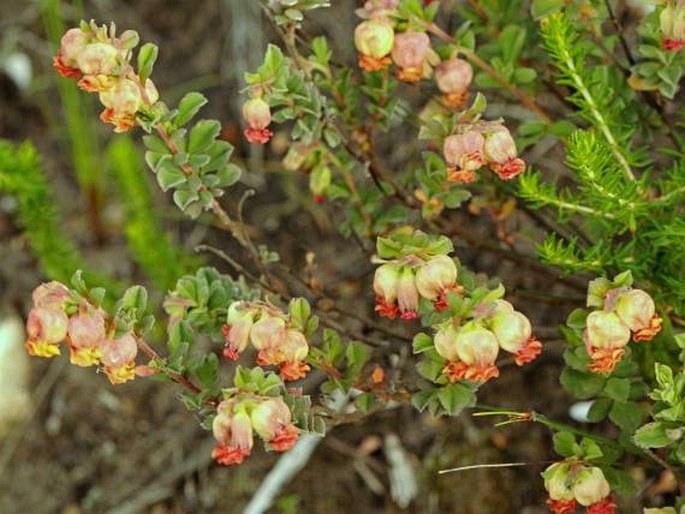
212,401,254,466
443,131,485,183
243,97,273,145
489,301,542,366
223,302,256,360
614,289,662,342
76,42,119,76
415,255,460,310
584,311,631,373
391,32,430,83
100,333,138,384
25,307,69,358
373,263,401,319
250,398,299,452
67,309,106,367
484,129,526,180
250,314,287,351
439,322,500,383
32,281,70,311
572,467,611,508
435,58,472,108
396,267,419,321
257,329,310,381
661,2,685,51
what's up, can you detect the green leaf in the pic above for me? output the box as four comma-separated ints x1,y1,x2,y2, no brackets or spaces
157,165,187,191
121,285,148,312
436,383,474,416
412,332,434,354
289,298,311,331
603,467,638,496
604,378,631,402
137,43,159,84
530,0,564,20
513,67,537,84
609,401,644,433
173,189,199,210
633,422,673,449
412,389,436,412
188,120,221,154
175,92,208,127
587,398,612,422
560,368,606,399
553,431,576,457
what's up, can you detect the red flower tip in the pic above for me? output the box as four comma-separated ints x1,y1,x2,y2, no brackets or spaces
269,424,299,452
312,194,325,204
491,157,526,180
546,498,578,514
443,360,500,383
587,497,616,514
663,39,685,51
279,360,310,381
53,55,81,78
514,336,543,366
223,345,240,361
446,166,477,183
211,444,251,466
358,54,392,72
433,284,464,311
244,127,273,145
375,297,399,320
400,310,419,321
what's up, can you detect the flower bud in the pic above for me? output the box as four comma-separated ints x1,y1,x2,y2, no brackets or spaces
443,131,485,183
391,31,430,83
358,0,399,19
415,255,458,309
25,307,69,358
397,266,419,321
354,20,395,72
661,2,685,51
101,333,138,384
53,28,89,78
435,58,472,108
76,42,119,76
484,130,526,180
587,277,612,308
542,463,578,514
98,77,145,132
572,466,611,507
243,97,273,145
374,263,401,319
309,164,332,203
491,307,542,365
67,310,105,367
614,289,655,331
584,310,631,373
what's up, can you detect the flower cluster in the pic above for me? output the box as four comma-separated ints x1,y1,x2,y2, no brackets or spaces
660,1,685,51
212,395,299,466
53,21,157,132
354,2,473,105
583,275,662,374
542,462,615,514
374,254,462,320
222,301,311,381
25,281,138,384
433,299,542,383
443,122,526,183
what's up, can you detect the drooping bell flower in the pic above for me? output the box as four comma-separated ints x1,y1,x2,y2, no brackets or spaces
309,164,332,204
489,300,542,365
99,77,156,133
212,401,254,466
243,97,273,145
434,323,460,363
484,129,526,180
440,322,500,382
76,42,119,76
542,462,578,514
435,58,473,108
250,397,299,452
223,302,256,361
584,311,631,374
67,309,106,367
354,19,395,72
396,266,419,321
250,313,287,352
572,467,614,513
660,1,685,51
100,333,138,384
443,131,485,183
614,289,662,342
414,255,460,310
54,28,89,78
257,328,310,381
25,307,69,358
373,263,401,319
391,31,430,83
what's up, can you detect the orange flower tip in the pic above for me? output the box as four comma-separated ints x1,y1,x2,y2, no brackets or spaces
53,55,81,78
587,497,616,514
446,167,477,184
546,498,578,514
514,336,543,366
587,347,625,374
223,345,240,361
358,54,392,72
371,366,385,384
633,315,662,342
244,127,273,145
375,298,399,320
212,444,251,466
25,340,61,358
279,361,310,382
269,425,299,452
442,92,469,109
492,158,526,180
105,363,136,385
443,360,499,383
396,68,423,83
663,39,685,51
